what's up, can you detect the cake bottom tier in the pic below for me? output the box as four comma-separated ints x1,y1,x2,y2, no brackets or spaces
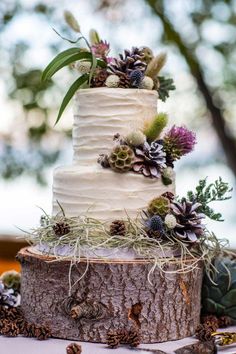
17,247,203,343
52,164,175,220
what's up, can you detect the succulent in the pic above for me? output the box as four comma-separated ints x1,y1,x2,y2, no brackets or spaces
105,75,120,88
171,198,205,242
129,69,144,88
133,141,166,178
124,130,146,147
143,113,168,143
163,125,196,162
109,145,135,173
108,47,146,76
202,257,236,324
147,196,170,217
140,76,154,90
164,214,177,229
140,46,154,64
0,271,21,293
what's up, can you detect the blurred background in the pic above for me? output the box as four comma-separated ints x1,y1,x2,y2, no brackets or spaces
0,0,236,270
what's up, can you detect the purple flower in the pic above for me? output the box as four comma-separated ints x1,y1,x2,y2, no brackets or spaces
163,125,196,161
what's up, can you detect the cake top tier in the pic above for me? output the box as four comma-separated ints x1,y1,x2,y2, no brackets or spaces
73,88,158,164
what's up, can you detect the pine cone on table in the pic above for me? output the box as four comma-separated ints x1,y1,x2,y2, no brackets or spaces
1,319,20,337
0,305,8,319
6,306,23,321
107,328,127,348
110,220,126,236
126,327,141,347
23,322,36,338
66,342,82,354
201,315,219,332
15,316,26,334
195,324,214,342
218,315,232,328
53,222,70,237
34,324,52,340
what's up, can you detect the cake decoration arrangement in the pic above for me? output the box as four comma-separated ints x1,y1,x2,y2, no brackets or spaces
1,10,233,351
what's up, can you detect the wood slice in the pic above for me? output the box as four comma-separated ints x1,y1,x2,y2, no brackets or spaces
17,247,203,343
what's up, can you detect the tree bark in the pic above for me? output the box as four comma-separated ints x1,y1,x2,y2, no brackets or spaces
146,0,236,178
17,247,203,343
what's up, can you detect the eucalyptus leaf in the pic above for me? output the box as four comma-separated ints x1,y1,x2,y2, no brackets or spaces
42,47,81,81
225,306,236,319
205,298,217,313
43,51,93,81
208,286,223,302
55,74,89,125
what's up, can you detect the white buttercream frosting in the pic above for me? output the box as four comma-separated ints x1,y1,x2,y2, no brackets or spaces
52,88,175,220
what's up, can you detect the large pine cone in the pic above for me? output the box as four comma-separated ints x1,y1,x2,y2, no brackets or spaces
53,221,70,237
108,47,146,76
66,343,82,354
110,220,126,236
171,199,205,242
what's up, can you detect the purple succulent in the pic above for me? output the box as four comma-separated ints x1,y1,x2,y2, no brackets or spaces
163,125,196,163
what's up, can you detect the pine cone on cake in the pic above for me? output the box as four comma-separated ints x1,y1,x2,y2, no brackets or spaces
109,145,134,173
110,220,126,236
118,72,131,88
91,68,108,88
108,47,146,77
133,141,166,178
170,199,205,242
53,221,70,237
66,343,82,354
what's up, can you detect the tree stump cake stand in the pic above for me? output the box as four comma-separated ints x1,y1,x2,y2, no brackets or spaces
17,247,203,343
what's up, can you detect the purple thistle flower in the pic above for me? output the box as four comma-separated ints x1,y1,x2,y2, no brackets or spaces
163,125,196,161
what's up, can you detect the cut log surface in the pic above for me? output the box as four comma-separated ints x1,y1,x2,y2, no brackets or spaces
17,247,203,343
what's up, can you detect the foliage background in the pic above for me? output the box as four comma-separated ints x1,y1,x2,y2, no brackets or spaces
0,0,235,246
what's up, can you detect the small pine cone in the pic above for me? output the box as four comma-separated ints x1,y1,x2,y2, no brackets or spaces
15,316,26,334
1,319,20,337
53,222,70,237
34,325,52,340
23,323,36,338
201,315,219,332
195,324,214,342
218,315,232,328
6,306,23,321
0,305,8,320
118,72,131,88
110,220,126,236
91,69,108,88
107,329,127,349
66,343,82,354
146,229,162,239
127,327,141,348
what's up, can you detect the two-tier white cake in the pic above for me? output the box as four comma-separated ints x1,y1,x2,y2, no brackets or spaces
52,88,175,221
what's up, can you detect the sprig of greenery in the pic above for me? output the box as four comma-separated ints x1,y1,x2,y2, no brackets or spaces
186,177,232,221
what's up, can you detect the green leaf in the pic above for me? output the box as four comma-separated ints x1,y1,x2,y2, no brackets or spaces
42,47,81,81
225,306,236,320
204,298,217,313
88,54,97,86
42,51,93,81
221,289,236,307
55,74,89,125
208,286,223,302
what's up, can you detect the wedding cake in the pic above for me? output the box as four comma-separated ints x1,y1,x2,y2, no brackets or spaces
17,15,233,346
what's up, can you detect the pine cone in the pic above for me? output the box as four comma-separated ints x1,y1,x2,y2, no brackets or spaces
201,315,219,332
23,322,35,338
53,221,70,237
66,342,82,354
126,327,141,347
1,319,20,337
118,72,131,88
195,324,214,342
15,316,26,334
107,329,127,348
6,306,23,321
0,305,8,319
110,220,126,236
108,47,146,76
34,325,51,340
218,315,232,328
91,69,108,88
